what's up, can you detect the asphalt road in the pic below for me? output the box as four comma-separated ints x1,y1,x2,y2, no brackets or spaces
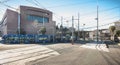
26,43,120,65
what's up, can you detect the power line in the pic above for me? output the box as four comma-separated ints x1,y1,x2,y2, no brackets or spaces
62,14,120,24
100,6,119,13
100,16,119,21
0,0,63,23
1,0,119,29
47,0,96,8
0,1,18,10
82,16,119,29
0,0,11,3
33,0,46,9
62,6,120,20
83,22,113,29
81,6,119,16
25,0,120,23
25,0,67,21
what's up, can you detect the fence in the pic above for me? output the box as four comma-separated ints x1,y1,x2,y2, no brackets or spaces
2,34,53,44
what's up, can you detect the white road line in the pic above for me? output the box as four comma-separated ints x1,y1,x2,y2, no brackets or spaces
0,45,45,54
0,45,60,65
80,44,109,52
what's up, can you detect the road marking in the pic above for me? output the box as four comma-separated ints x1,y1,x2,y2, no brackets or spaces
80,43,109,52
0,45,60,65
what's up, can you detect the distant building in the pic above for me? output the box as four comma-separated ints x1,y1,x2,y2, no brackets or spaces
114,20,120,30
89,29,110,41
0,6,55,36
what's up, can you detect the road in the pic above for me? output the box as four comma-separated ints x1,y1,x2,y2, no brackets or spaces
0,44,59,65
27,43,120,65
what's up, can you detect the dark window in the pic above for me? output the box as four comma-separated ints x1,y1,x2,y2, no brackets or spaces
27,15,49,23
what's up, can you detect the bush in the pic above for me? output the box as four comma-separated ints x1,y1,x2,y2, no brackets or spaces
116,30,120,37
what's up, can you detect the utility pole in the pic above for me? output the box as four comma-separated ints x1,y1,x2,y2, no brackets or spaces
43,16,45,27
66,20,69,28
119,4,120,20
72,16,74,45
18,12,20,34
78,13,80,40
71,14,80,42
53,21,55,43
96,0,99,43
17,9,20,44
83,24,85,41
61,16,63,41
17,9,20,35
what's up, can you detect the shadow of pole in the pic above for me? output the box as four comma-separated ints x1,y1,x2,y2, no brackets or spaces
96,45,120,65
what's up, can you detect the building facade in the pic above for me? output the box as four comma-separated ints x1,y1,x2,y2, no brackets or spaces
0,6,55,36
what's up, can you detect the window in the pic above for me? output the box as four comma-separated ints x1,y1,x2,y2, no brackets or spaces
27,15,49,23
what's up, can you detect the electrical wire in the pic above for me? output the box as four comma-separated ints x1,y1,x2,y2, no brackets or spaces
0,1,18,10
0,0,11,3
25,0,65,21
0,0,119,31
47,0,96,8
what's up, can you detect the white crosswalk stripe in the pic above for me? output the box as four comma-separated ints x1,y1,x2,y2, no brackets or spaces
0,45,60,65
80,43,109,52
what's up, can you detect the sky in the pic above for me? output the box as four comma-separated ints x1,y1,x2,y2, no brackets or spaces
0,0,120,31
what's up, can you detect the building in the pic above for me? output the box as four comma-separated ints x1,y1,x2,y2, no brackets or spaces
114,20,120,30
0,6,55,36
89,29,110,41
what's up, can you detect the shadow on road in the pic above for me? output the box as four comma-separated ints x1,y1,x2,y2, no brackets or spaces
96,44,120,65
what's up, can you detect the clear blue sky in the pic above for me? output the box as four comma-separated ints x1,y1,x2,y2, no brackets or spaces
0,0,120,30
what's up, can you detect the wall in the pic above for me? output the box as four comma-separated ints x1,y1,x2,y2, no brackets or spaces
7,9,18,34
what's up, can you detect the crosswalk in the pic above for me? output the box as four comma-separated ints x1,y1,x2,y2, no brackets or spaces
80,43,109,52
0,45,60,65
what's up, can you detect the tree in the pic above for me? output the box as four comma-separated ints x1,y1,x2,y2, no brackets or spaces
40,27,46,35
115,30,120,37
56,26,59,30
62,27,69,35
109,26,116,41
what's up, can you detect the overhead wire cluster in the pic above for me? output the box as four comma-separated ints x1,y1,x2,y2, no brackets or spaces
0,0,119,30
0,0,18,10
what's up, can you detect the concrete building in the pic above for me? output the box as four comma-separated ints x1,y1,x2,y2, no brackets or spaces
0,6,55,36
